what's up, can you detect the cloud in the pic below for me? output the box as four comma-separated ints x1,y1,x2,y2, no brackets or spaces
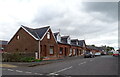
82,2,118,22
0,0,118,49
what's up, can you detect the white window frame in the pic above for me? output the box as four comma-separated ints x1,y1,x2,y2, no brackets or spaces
50,46,54,54
47,32,50,39
59,47,63,54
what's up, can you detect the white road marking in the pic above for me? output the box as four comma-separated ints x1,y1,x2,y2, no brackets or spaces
34,73,39,74
16,70,23,73
78,61,86,65
81,63,84,64
7,69,14,71
38,74,43,75
90,60,93,61
25,71,32,74
34,73,43,75
83,61,86,63
49,66,72,75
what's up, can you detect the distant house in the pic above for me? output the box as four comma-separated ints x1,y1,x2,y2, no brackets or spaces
0,40,8,52
6,25,58,59
86,45,101,54
71,39,86,56
97,47,107,55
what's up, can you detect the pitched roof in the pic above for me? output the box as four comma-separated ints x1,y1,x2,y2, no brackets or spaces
86,45,99,50
96,47,107,51
54,32,59,40
78,40,86,47
61,36,69,44
71,39,78,45
21,25,50,40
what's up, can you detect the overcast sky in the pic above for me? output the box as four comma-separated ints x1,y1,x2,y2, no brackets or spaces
0,0,118,49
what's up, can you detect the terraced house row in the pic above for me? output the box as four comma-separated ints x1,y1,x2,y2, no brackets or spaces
5,25,101,59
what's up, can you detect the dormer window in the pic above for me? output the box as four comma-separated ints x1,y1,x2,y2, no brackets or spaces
57,33,61,42
47,32,50,39
67,37,71,44
76,41,78,45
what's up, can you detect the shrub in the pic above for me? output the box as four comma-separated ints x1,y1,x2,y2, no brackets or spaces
34,59,42,62
2,52,43,62
20,57,35,62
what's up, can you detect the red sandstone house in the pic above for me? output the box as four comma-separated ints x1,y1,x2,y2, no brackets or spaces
54,32,86,58
6,25,58,59
6,25,100,60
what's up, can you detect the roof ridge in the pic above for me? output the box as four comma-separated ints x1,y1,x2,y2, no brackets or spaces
21,25,34,29
33,26,50,30
54,32,59,33
61,36,69,37
21,25,50,30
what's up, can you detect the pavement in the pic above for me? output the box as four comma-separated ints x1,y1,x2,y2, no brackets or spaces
1,55,84,67
2,55,119,76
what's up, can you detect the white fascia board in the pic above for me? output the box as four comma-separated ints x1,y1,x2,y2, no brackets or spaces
40,27,50,41
21,26,39,40
7,27,21,44
52,30,58,43
40,27,57,43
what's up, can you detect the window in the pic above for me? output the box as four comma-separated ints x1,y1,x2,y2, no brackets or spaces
57,34,61,42
47,32,50,39
76,41,78,45
73,49,76,55
16,35,20,40
59,47,63,54
67,37,71,44
49,46,54,54
70,48,72,54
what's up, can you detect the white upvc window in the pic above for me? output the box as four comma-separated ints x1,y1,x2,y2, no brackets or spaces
47,32,50,39
67,37,71,44
59,47,63,54
76,41,78,45
50,46,54,54
57,34,61,42
73,49,76,55
69,48,72,56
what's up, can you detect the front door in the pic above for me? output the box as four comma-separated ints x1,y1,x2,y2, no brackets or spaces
65,47,67,56
44,45,47,57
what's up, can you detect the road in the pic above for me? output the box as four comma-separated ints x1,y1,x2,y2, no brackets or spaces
2,55,118,76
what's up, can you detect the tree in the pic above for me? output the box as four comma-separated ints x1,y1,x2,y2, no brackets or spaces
91,45,95,47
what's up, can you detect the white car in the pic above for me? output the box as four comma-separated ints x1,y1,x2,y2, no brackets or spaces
95,52,101,56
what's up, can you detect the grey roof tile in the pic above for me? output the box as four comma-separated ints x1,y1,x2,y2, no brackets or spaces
22,26,50,40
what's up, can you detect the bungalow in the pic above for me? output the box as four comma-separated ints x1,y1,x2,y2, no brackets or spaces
6,25,88,60
54,32,71,57
54,32,87,57
86,45,101,55
6,25,58,59
71,39,86,56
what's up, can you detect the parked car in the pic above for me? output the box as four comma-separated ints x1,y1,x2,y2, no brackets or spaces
112,51,119,56
95,52,101,56
101,51,107,55
84,51,94,58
